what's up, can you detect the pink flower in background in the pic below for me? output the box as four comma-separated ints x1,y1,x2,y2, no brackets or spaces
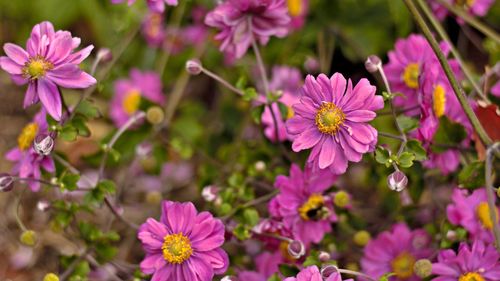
286,73,383,174
361,223,433,281
5,109,54,192
447,188,499,243
205,0,290,59
110,69,165,127
111,0,177,11
270,164,337,245
283,265,352,281
138,201,229,281
286,0,309,30
0,21,96,120
142,11,166,48
432,240,500,281
491,81,500,97
429,0,495,21
238,251,283,281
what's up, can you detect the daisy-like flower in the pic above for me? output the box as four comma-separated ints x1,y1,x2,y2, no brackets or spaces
5,109,54,191
270,164,337,245
286,0,309,30
447,188,499,243
286,73,383,174
432,239,500,281
112,0,178,12
137,201,229,281
361,223,433,281
0,21,96,121
110,69,165,127
204,0,290,59
429,0,495,22
283,265,353,281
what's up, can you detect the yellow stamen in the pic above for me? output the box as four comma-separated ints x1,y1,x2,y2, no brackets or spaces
433,84,446,117
315,102,345,135
23,56,53,80
298,193,325,221
287,0,302,17
459,272,485,281
122,89,141,115
17,123,39,151
286,106,294,119
391,252,416,279
402,63,419,89
476,202,498,230
162,233,193,264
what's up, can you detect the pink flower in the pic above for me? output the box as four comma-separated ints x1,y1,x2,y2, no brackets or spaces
204,0,290,59
0,21,96,120
429,0,495,22
432,240,500,281
138,201,229,281
112,0,178,12
238,251,283,281
142,12,166,48
491,81,500,97
286,0,309,30
5,109,54,192
286,73,383,174
110,69,165,127
270,164,337,245
361,223,433,281
447,188,499,243
283,265,352,281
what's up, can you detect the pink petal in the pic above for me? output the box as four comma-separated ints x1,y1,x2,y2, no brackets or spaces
37,79,62,120
47,64,96,88
3,43,29,65
0,57,23,75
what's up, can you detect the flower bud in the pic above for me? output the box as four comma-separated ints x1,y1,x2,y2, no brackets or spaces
221,276,239,281
321,265,338,278
254,161,266,172
37,200,51,212
365,55,382,73
353,230,371,247
413,259,432,278
20,230,37,247
186,59,202,75
146,106,165,125
318,251,331,262
135,142,153,157
34,134,54,156
333,191,350,208
202,185,219,202
43,273,60,281
0,173,14,192
97,48,113,63
287,240,305,259
446,230,457,241
387,170,408,192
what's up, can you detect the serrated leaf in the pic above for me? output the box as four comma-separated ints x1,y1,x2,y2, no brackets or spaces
75,100,100,119
398,152,415,168
375,146,391,166
60,125,78,141
406,139,427,161
396,116,419,133
242,87,258,101
61,173,80,191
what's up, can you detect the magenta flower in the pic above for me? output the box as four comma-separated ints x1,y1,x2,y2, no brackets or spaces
238,251,283,281
286,73,383,174
0,21,96,121
204,0,290,59
429,0,495,22
142,12,166,48
287,0,309,30
112,0,177,11
138,201,229,281
5,109,54,191
361,223,433,281
491,81,500,97
447,188,499,243
270,164,337,245
110,69,165,127
432,239,500,281
283,265,352,281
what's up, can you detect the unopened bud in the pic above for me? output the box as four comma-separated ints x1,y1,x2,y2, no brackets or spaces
254,161,266,172
202,185,219,202
135,142,152,157
413,259,432,278
37,200,51,212
20,230,37,247
333,191,350,208
446,230,457,241
186,59,202,75
0,173,14,192
97,48,113,63
318,251,331,262
43,273,60,281
221,276,239,281
387,170,408,192
146,106,165,125
287,240,305,259
34,134,54,156
365,55,382,73
353,230,371,246
321,265,338,279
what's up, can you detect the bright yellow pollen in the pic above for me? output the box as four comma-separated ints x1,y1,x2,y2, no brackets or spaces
298,193,325,221
122,89,141,115
433,84,446,117
287,0,302,17
17,123,39,151
162,233,193,264
391,252,416,279
315,102,345,135
403,63,420,89
23,56,53,80
286,106,294,119
459,272,485,281
476,202,498,230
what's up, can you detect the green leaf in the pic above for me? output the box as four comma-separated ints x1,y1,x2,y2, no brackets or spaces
379,273,396,281
60,125,78,141
302,253,321,267
236,76,247,90
61,173,80,191
243,208,260,226
72,116,91,137
75,100,100,119
398,152,415,168
95,243,117,263
458,161,485,189
267,274,281,281
406,139,427,161
232,224,250,240
242,87,258,101
375,146,391,167
278,264,300,277
98,180,116,194
266,90,283,103
396,116,419,133
277,102,289,120
70,261,90,280
251,105,265,124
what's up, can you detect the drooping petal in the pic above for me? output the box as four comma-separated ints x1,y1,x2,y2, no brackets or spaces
37,78,62,120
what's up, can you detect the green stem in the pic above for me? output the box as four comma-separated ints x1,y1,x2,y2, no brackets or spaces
404,0,493,147
485,143,500,252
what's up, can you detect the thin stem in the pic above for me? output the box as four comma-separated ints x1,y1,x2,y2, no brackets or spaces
15,189,27,232
252,229,293,243
13,177,59,188
104,197,139,230
378,132,405,141
415,0,487,101
250,24,270,95
435,0,500,44
485,142,500,252
59,249,89,281
404,0,493,147
377,105,420,116
200,67,245,96
222,190,279,221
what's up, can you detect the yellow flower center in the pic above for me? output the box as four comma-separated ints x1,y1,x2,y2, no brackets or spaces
287,0,302,17
148,13,162,36
122,89,141,115
433,84,446,117
402,63,419,89
17,123,39,151
476,202,498,230
286,106,295,119
315,102,345,135
298,193,325,221
162,233,193,264
391,252,416,279
457,0,476,8
23,56,53,80
279,241,296,262
459,272,485,281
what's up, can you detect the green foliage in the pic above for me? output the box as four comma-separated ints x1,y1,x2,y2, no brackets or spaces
279,264,300,277
458,161,486,189
396,116,419,133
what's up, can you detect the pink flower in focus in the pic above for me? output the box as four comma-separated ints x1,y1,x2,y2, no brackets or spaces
110,69,165,127
283,265,352,281
361,223,433,281
286,73,383,174
138,201,229,281
204,0,290,59
0,21,96,120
